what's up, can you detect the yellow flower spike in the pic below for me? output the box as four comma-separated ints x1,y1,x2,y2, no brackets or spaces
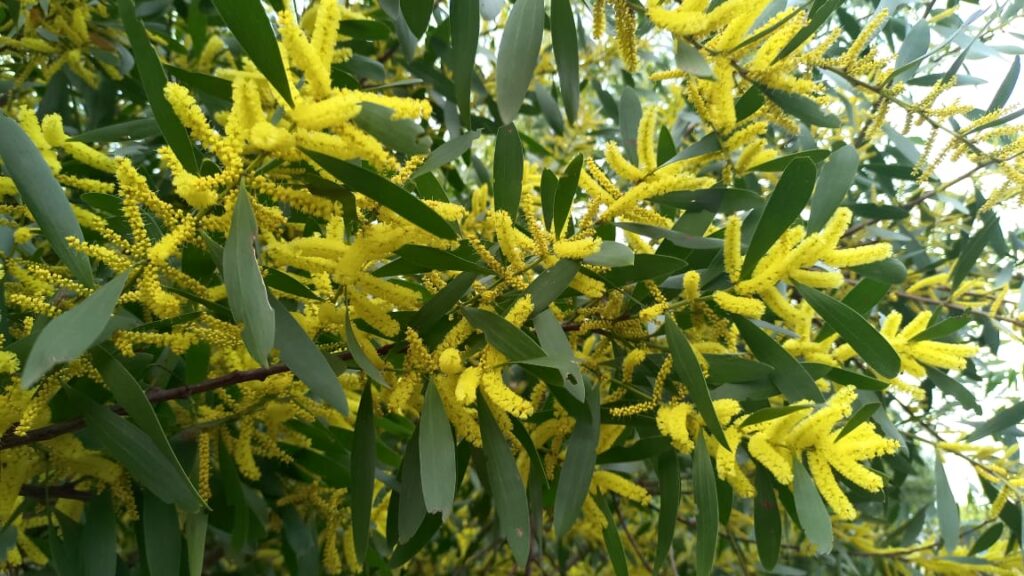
603,141,644,181
278,9,332,99
656,403,695,453
593,470,651,505
723,215,743,283
807,450,858,520
438,348,464,375
554,237,603,259
455,366,483,405
823,243,893,268
712,291,765,318
481,368,533,419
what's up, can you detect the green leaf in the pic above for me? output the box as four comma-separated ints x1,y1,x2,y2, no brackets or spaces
525,259,579,314
852,257,908,284
83,492,117,576
988,55,1019,113
210,0,294,106
925,366,981,414
400,0,431,38
304,150,457,240
223,183,275,367
345,311,387,386
533,309,585,401
665,319,729,448
185,514,208,576
774,0,842,62
740,405,813,428
747,148,830,172
119,0,199,172
583,241,634,267
550,0,579,123
554,154,582,237
495,0,544,123
463,307,545,361
21,273,128,388
478,399,531,566
734,317,824,402
264,269,322,301
411,130,481,179
450,0,479,125
966,400,1024,442
808,145,858,232
676,40,714,78
596,494,629,576
754,466,781,570
655,451,680,569
912,315,972,342
950,213,999,290
795,284,901,378
493,124,525,216
741,158,816,278
615,222,724,250
143,491,182,576
78,393,204,511
762,87,841,127
694,435,719,576
705,354,773,384
619,87,642,164
970,523,1004,555
350,383,377,562
835,402,880,441
792,457,833,554
553,381,600,537
411,271,476,334
271,296,349,415
420,380,457,516
0,112,93,286
72,118,162,142
399,429,428,542
935,454,960,553
353,103,430,155
892,21,931,82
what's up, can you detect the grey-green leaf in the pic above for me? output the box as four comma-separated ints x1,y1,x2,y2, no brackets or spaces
210,0,294,106
478,399,531,566
143,492,182,576
271,296,349,415
966,400,1024,442
463,307,545,361
411,130,481,179
185,514,208,576
344,311,387,386
21,273,128,388
665,319,729,448
495,0,544,123
350,383,376,562
0,112,93,286
450,0,479,125
694,435,719,576
553,382,600,537
741,158,816,278
734,317,824,402
935,454,960,553
420,380,457,517
493,124,525,216
793,458,833,554
808,145,858,232
223,183,275,367
550,0,579,123
583,241,634,267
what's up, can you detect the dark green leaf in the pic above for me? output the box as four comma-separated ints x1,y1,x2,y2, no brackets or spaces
741,158,816,278
119,0,199,172
935,454,960,553
478,399,530,566
554,382,600,537
655,451,680,569
550,0,579,123
734,317,824,402
0,112,93,285
345,311,387,386
950,213,999,290
411,130,481,178
892,21,931,82
271,296,349,415
913,316,972,342
72,118,162,142
463,307,545,361
554,154,583,237
988,55,1019,113
852,257,908,284
400,0,431,38
223,183,274,366
762,87,841,127
925,367,981,414
83,492,117,576
450,0,479,125
616,222,724,250
264,269,322,301
966,400,1024,442
705,354,773,384
144,491,182,576
665,319,729,447
533,309,585,401
493,124,525,216
583,241,634,267
596,494,629,576
741,405,813,428
525,259,579,314
793,458,833,554
774,0,842,62
305,150,457,240
350,383,376,562
754,466,781,569
795,284,901,378
495,0,544,123
747,148,830,172
420,380,456,516
185,514,208,576
694,435,719,576
399,429,428,542
835,402,880,440
970,523,1003,555
808,145,858,232
210,0,294,106
21,273,128,388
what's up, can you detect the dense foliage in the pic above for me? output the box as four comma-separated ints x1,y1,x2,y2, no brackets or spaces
1,0,1023,573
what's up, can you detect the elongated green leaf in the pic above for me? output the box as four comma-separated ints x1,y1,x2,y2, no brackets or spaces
493,124,525,216
83,492,117,576
478,399,530,566
223,183,274,367
450,0,479,125
988,55,1019,113
583,241,634,267
399,429,428,542
345,311,387,385
835,402,880,440
950,213,999,290
264,269,322,301
185,514,208,576
912,315,972,342
280,506,320,576
554,154,582,237
305,150,457,240
525,259,579,314
271,296,349,415
595,494,629,576
665,319,729,447
742,158,816,278
970,523,1004,555
72,118,162,142
553,382,599,536
550,0,579,123
619,87,642,164
533,310,585,401
79,394,204,511
655,451,680,569
925,366,981,414
741,405,813,428
21,273,128,388
210,0,293,106
774,0,842,62
734,317,824,402
420,380,457,516
144,491,182,576
694,435,719,576
411,271,476,333
793,458,833,554
795,284,901,378
676,40,714,78
754,466,781,569
892,21,930,82
935,454,960,553
411,130,481,178
119,0,199,172
495,0,544,123
615,222,723,250
762,87,840,128
0,113,93,285
808,145,858,232
350,383,376,562
966,400,1024,442
748,148,829,172
401,0,431,38
463,308,545,360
